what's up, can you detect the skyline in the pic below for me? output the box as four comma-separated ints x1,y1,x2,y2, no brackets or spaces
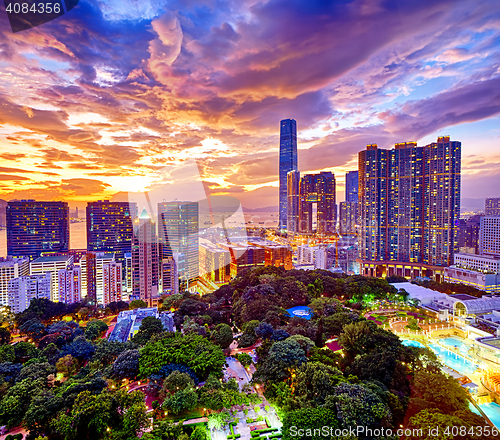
0,0,499,211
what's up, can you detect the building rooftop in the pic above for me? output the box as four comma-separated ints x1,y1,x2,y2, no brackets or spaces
31,255,72,263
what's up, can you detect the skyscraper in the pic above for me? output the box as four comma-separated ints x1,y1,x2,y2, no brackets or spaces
158,201,199,291
279,119,298,230
287,170,300,234
345,171,359,203
86,201,136,268
359,137,461,280
132,209,159,305
298,172,336,234
340,171,359,235
7,201,69,259
486,198,500,216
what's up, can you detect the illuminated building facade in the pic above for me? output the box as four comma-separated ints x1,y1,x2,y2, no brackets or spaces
298,171,336,234
86,201,135,268
480,217,500,257
248,238,293,270
340,171,359,235
7,201,69,259
359,137,461,280
345,171,359,203
486,198,500,216
132,210,159,306
103,262,122,305
287,170,300,234
58,265,81,304
30,255,73,301
0,257,29,306
158,201,199,290
161,257,179,295
80,252,97,305
199,242,231,285
8,273,51,314
279,119,298,230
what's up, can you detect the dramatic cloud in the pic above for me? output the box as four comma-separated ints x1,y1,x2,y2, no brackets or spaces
0,0,499,207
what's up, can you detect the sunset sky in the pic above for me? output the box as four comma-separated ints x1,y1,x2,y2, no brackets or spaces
0,0,499,211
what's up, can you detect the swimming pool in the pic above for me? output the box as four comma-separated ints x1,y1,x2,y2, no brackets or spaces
400,339,479,376
478,402,500,429
441,337,469,354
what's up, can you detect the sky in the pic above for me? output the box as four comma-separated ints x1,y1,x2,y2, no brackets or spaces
0,0,499,211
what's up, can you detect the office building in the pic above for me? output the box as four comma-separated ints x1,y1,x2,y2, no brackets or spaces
103,262,122,305
279,119,298,230
248,238,293,270
345,171,359,203
158,201,198,290
161,257,178,295
8,273,51,314
86,201,136,267
359,137,461,280
299,171,336,234
124,252,132,295
486,198,500,216
287,170,300,234
458,214,483,254
0,257,29,306
7,201,69,259
30,255,73,302
58,265,81,304
480,217,500,257
132,209,159,306
199,242,231,286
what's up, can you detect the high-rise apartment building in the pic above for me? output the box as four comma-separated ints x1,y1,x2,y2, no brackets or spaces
279,119,298,230
0,256,29,306
103,262,122,305
287,170,300,234
80,252,97,305
132,209,159,305
58,265,81,304
95,252,115,305
8,273,51,314
340,171,359,235
480,217,500,257
30,255,73,301
7,201,69,259
86,201,136,267
158,201,199,291
485,198,500,216
298,172,336,234
339,202,358,235
345,171,359,203
359,137,461,280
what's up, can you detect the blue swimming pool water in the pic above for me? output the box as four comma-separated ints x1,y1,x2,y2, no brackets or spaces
441,337,469,354
478,402,500,429
429,343,479,376
402,339,425,348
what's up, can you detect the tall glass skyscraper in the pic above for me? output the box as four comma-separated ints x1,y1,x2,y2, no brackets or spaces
7,200,69,259
279,119,298,230
359,137,461,280
158,201,199,291
86,201,136,267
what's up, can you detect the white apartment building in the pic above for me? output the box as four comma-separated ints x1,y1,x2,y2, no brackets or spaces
30,255,73,302
0,256,29,306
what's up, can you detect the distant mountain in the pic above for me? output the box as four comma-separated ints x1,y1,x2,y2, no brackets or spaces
242,206,279,212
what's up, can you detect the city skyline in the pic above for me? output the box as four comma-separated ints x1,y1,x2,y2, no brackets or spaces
0,1,499,212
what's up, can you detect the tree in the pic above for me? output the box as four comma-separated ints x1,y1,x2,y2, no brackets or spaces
161,371,194,396
162,388,198,414
112,349,140,379
56,355,79,377
139,333,225,380
0,327,11,346
129,299,148,309
281,407,338,440
253,339,307,384
211,323,233,349
19,319,47,342
62,336,95,361
0,344,15,363
84,320,108,340
0,378,45,428
207,410,233,430
235,352,253,367
255,322,274,340
190,425,209,440
132,316,164,345
16,361,55,383
13,342,40,363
